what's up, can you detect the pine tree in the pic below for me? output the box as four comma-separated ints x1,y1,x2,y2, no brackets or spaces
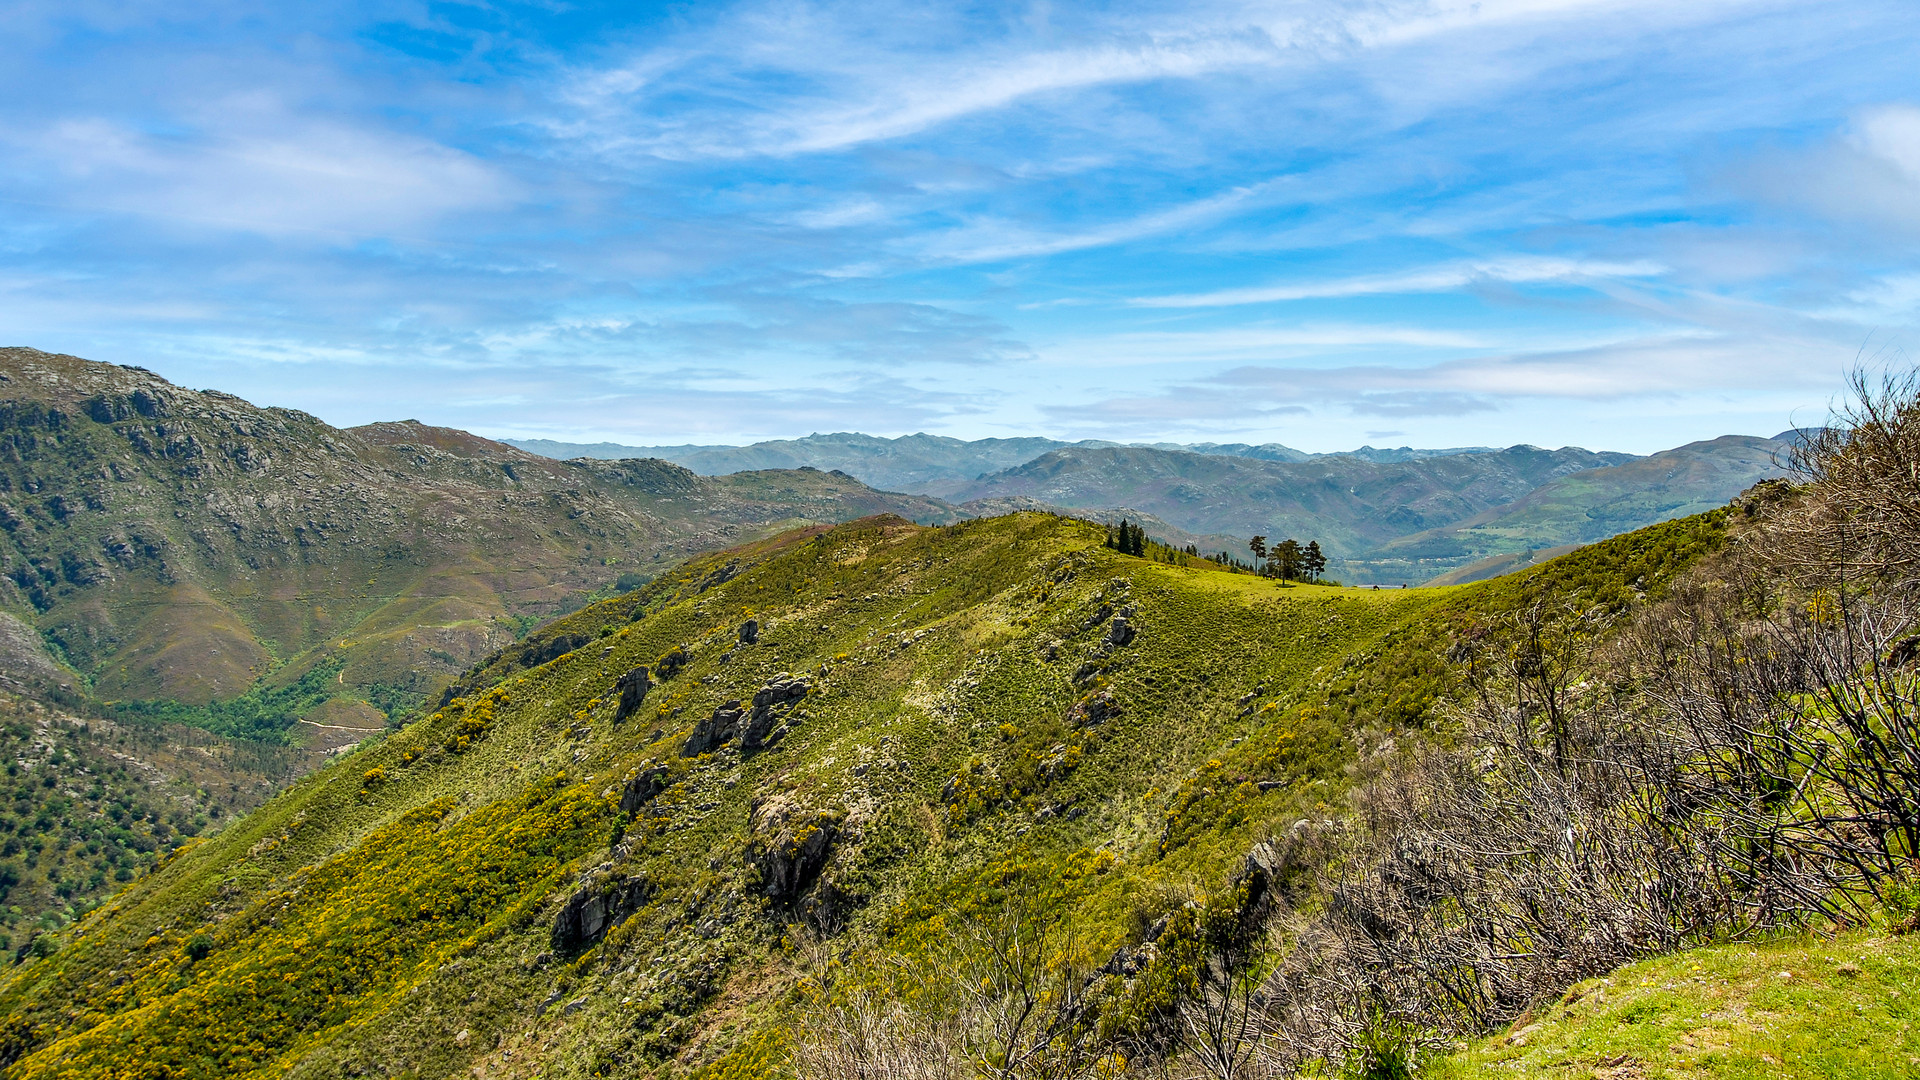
1249,535,1268,573
1270,538,1304,581
1304,540,1327,582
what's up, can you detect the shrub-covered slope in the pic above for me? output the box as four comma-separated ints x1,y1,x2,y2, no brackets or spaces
0,691,315,945
0,510,1728,1079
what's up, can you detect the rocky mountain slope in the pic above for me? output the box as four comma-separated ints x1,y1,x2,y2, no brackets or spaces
0,507,1732,1079
0,348,955,734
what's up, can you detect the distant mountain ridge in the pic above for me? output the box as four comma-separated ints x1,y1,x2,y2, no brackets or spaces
504,432,1508,497
509,430,1791,583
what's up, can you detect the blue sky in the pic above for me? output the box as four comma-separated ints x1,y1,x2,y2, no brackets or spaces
3,0,1917,453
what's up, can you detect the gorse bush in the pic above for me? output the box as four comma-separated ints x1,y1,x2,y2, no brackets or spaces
10,777,605,1079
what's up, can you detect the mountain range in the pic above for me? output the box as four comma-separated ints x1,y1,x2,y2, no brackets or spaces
0,505,1765,1079
0,348,1892,1080
513,430,1795,585
504,433,1505,497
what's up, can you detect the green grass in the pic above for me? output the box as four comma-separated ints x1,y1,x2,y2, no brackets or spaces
1430,928,1920,1079
104,660,346,743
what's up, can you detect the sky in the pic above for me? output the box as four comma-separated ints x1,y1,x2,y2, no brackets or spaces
2,0,1918,454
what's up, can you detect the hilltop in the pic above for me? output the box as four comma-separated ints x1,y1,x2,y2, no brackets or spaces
0,506,1732,1078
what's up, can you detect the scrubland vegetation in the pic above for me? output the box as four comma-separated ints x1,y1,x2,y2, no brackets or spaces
1,371,1916,1079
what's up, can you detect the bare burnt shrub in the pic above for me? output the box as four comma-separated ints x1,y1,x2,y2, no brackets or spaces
1625,572,1920,921
1246,600,1740,1068
791,887,1120,1080
1242,370,1920,1074
1779,368,1920,591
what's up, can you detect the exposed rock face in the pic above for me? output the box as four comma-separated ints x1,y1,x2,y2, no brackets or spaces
747,795,840,908
521,633,589,669
682,700,744,756
0,346,957,709
1067,688,1120,728
1103,606,1137,648
0,611,60,691
551,870,653,954
614,666,651,722
618,762,669,814
653,645,690,680
680,674,809,756
738,618,759,645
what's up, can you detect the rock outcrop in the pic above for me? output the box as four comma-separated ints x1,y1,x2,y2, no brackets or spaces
747,795,840,908
654,645,690,680
551,869,653,954
680,673,809,756
618,762,670,814
1067,687,1120,728
613,666,651,722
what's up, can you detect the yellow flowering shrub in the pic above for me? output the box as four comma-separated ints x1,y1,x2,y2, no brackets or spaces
10,777,607,1080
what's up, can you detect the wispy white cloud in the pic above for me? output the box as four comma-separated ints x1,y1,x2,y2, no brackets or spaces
915,178,1290,263
0,0,1911,449
1130,257,1668,307
1043,324,1496,367
9,107,516,238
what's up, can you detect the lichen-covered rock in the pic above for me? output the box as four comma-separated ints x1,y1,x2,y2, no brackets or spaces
747,796,840,907
654,644,690,680
551,870,652,954
613,666,651,722
619,762,670,813
1067,688,1120,728
682,701,744,756
679,675,810,756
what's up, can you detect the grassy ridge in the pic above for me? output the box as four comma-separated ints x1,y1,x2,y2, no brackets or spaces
0,510,1732,1078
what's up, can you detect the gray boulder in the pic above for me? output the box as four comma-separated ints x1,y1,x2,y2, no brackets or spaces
551,871,652,954
748,795,840,907
682,701,745,756
619,763,670,813
614,666,651,723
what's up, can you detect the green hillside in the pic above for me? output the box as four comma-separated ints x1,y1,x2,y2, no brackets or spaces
0,506,1730,1078
0,348,954,739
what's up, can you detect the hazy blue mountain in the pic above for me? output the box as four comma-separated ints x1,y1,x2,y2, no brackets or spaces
946,444,1639,571
505,432,1508,496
